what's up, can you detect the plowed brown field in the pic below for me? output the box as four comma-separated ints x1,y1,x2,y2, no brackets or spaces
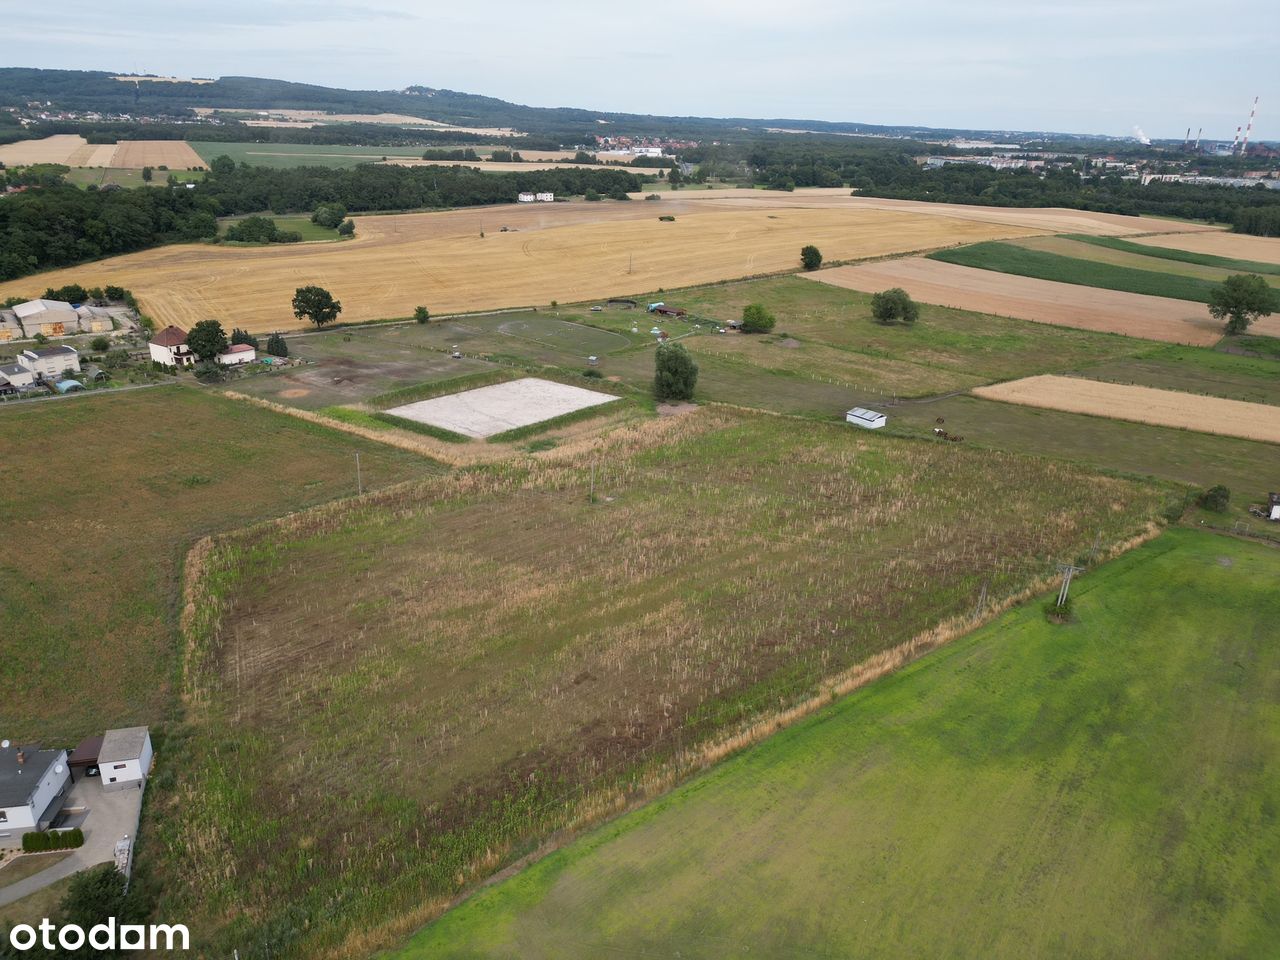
803,257,1251,346
973,375,1280,443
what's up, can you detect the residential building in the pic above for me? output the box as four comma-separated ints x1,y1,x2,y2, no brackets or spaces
0,743,71,848
18,345,80,379
149,326,195,367
0,362,36,392
98,727,153,793
535,191,555,202
12,299,78,338
216,343,256,366
517,192,535,203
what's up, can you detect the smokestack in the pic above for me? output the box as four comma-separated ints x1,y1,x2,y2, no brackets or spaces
1194,127,1202,150
1184,127,1191,148
1242,96,1259,154
1231,125,1242,153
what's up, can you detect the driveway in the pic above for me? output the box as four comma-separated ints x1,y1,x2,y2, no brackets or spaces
0,777,144,907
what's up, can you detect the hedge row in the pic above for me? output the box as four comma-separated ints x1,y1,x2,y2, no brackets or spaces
22,827,84,852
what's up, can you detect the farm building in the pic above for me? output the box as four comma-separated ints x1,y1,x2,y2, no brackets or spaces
73,305,114,333
0,311,21,341
18,345,80,379
535,192,555,202
149,326,196,367
98,726,153,793
0,742,71,848
654,305,686,318
846,407,887,430
216,343,256,366
1270,493,1280,521
12,299,79,338
517,192,535,203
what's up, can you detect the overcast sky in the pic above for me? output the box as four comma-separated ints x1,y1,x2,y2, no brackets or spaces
14,0,1279,140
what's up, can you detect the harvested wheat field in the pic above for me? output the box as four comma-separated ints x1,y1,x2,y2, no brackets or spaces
0,134,207,169
1135,230,1280,266
0,200,1057,333
973,375,1280,443
806,257,1239,346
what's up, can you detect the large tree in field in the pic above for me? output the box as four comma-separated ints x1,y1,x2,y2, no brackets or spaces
870,287,919,325
653,342,698,401
1208,274,1278,335
186,319,228,360
293,286,342,328
740,303,776,334
800,245,823,271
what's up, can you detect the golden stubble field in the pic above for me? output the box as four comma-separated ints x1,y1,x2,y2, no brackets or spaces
0,134,207,169
0,194,1087,332
1134,230,1280,265
973,375,1280,443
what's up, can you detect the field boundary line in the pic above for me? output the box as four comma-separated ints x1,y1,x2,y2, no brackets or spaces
371,519,1165,957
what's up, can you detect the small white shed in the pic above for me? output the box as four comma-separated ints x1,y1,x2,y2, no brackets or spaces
846,407,887,430
1270,493,1280,521
99,727,153,793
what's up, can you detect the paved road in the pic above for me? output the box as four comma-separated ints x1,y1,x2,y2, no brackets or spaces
0,778,143,907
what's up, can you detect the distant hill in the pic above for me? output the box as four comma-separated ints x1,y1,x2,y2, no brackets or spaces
0,67,1119,143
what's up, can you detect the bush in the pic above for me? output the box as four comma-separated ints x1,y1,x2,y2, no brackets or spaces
311,203,348,229
659,215,676,221
1043,595,1074,624
740,303,776,334
22,828,84,852
1198,484,1230,512
337,218,355,237
413,306,431,324
584,190,601,201
800,245,823,271
870,287,920,325
583,368,603,378
90,335,111,352
654,342,698,401
265,332,289,357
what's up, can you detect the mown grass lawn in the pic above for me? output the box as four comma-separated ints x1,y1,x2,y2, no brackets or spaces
398,528,1280,960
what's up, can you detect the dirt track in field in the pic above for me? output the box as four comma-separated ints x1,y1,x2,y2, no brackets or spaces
803,257,1252,346
973,375,1280,443
1133,230,1280,265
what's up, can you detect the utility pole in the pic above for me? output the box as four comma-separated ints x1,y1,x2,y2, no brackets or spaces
589,462,596,503
1055,563,1084,608
973,579,988,619
355,452,363,496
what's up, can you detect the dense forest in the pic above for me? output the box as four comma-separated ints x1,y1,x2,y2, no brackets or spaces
0,161,644,281
0,68,1099,142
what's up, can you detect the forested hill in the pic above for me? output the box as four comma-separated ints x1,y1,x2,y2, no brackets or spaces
0,67,1091,142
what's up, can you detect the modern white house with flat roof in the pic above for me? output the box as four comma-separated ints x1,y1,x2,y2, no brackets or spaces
0,743,71,848
98,727,153,793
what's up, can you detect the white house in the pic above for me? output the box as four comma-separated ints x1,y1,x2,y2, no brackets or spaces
12,299,78,338
535,191,555,202
149,326,195,367
98,727,153,793
633,146,664,157
845,407,887,430
0,361,36,391
18,345,80,379
0,743,71,848
216,343,256,366
517,192,535,203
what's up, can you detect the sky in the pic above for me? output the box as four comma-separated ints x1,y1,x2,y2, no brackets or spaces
12,0,1280,140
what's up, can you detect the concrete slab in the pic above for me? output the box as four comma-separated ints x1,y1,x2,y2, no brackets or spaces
0,777,143,907
386,377,618,438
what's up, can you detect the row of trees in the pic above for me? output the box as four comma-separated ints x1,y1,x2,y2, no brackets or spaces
0,158,646,282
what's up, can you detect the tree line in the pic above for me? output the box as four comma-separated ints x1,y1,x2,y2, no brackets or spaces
0,160,645,281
